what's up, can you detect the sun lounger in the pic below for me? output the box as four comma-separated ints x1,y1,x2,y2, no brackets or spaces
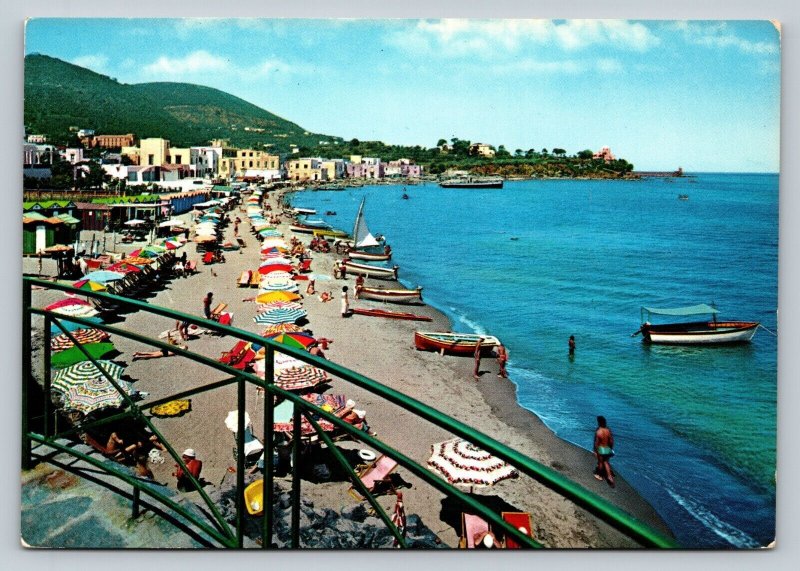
501,512,534,548
238,271,251,287
249,271,261,287
349,454,398,500
217,312,233,326
459,513,490,549
185,261,197,274
220,341,250,365
296,259,312,273
79,432,129,463
211,303,228,317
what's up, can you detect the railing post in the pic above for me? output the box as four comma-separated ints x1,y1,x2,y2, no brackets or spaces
236,375,246,548
291,407,301,548
132,486,141,518
43,315,52,438
22,280,32,470
262,346,274,549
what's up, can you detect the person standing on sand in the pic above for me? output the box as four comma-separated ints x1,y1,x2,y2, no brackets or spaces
203,292,213,319
593,416,615,488
569,335,576,355
340,286,350,317
496,344,508,378
473,338,483,380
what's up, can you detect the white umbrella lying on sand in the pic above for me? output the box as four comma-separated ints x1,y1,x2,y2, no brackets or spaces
428,438,519,487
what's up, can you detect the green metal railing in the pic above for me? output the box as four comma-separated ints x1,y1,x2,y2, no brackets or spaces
23,277,677,549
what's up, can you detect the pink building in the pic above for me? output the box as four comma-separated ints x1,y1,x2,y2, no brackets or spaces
346,161,385,179
592,146,616,162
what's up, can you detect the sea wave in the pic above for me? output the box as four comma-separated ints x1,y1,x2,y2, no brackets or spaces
665,488,761,548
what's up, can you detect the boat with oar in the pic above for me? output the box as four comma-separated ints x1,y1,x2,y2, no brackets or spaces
356,285,422,304
341,259,399,280
632,304,759,345
352,308,432,321
414,332,501,354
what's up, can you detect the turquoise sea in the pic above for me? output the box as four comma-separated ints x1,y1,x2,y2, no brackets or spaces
291,173,778,548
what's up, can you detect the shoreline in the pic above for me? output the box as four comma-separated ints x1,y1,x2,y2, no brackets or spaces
25,187,673,548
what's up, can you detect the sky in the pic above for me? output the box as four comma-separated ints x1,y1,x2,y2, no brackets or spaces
24,19,781,172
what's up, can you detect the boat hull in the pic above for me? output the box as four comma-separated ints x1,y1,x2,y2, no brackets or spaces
642,321,759,345
342,260,398,280
414,332,500,354
290,224,325,234
439,180,503,189
356,286,422,304
348,250,391,261
352,308,431,321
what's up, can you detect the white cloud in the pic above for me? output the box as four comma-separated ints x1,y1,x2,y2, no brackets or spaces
140,50,314,84
71,55,109,73
389,19,660,58
670,21,779,55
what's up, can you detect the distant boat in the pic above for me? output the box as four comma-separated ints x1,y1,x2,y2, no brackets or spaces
439,176,503,189
414,332,501,354
352,308,432,321
356,285,422,304
292,207,317,215
678,194,689,200
632,304,759,345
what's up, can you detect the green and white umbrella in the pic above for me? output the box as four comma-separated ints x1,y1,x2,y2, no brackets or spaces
51,360,132,414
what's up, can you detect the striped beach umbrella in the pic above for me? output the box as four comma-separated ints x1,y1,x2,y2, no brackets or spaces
123,256,154,266
46,299,100,319
274,365,328,391
259,257,294,267
256,291,302,304
50,316,104,335
261,323,303,335
258,264,294,276
427,438,519,488
261,246,289,256
257,301,303,314
72,279,107,292
51,360,131,414
253,307,307,324
261,238,288,249
272,400,336,435
259,230,284,238
107,262,142,274
50,342,118,369
51,329,110,352
265,332,316,350
259,279,299,293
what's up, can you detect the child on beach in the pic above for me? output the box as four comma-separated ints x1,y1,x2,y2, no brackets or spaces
340,286,350,317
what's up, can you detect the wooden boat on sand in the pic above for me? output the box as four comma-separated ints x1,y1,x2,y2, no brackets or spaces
347,249,391,261
352,308,432,321
341,259,399,280
632,304,759,345
414,332,501,354
356,285,422,304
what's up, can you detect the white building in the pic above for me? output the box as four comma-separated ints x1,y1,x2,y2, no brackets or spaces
190,146,223,178
62,148,85,164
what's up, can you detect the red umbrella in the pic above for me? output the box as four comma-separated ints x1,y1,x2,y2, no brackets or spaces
258,264,294,275
107,262,142,274
45,298,93,311
265,332,317,349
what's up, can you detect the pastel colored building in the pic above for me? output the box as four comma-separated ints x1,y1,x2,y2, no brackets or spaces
469,143,496,158
386,159,423,178
81,133,136,149
140,138,171,167
190,146,223,178
219,149,281,180
168,147,192,166
346,158,384,179
26,134,48,144
287,158,326,182
62,148,85,164
319,159,347,180
592,146,616,162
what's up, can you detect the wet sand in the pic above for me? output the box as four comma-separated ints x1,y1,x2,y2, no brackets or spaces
27,190,672,548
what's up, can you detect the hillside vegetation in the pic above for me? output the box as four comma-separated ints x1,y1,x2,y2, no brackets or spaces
24,54,339,151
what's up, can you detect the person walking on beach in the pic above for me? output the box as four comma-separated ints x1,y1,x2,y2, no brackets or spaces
593,416,615,488
340,286,350,318
473,338,483,380
568,335,576,356
203,292,213,320
496,344,508,378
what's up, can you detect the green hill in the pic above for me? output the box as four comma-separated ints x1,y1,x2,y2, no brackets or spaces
24,54,340,151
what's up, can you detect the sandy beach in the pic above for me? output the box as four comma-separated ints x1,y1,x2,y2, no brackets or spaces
26,188,672,548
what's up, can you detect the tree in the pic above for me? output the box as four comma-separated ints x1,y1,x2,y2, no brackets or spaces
496,145,511,158
541,148,548,155
436,139,447,147
514,149,524,157
577,149,594,160
552,148,566,157
525,148,537,158
350,138,360,147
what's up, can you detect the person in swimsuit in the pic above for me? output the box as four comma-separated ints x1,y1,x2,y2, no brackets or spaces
593,415,615,487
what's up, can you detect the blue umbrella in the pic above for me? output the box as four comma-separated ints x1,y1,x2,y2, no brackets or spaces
253,307,307,324
50,316,104,334
82,270,126,284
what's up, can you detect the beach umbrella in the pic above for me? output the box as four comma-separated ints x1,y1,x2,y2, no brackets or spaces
274,365,328,392
261,246,288,256
83,270,125,284
123,256,154,266
50,316,104,335
256,291,302,304
51,329,110,352
123,219,146,226
46,300,100,319
258,264,294,276
144,244,168,253
50,342,118,369
224,410,252,432
261,323,304,336
46,298,94,311
257,301,303,314
164,239,183,250
72,279,107,292
159,219,186,228
51,360,131,414
272,400,336,435
265,332,316,350
194,235,217,243
107,261,142,274
427,438,519,487
253,307,307,325
259,279,299,293
307,273,333,282
259,230,284,238
259,257,293,267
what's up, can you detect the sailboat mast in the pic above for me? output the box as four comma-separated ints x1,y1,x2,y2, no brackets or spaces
353,198,365,242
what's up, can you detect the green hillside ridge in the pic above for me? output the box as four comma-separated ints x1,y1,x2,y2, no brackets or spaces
24,54,339,151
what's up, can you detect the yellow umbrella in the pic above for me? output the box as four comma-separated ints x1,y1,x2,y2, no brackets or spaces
256,291,302,304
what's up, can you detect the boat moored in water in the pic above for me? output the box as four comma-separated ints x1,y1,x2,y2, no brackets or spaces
633,304,759,345
356,285,422,304
439,176,504,189
414,331,501,354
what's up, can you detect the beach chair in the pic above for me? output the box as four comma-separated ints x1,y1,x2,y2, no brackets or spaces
211,303,228,319
79,432,129,463
348,454,398,500
231,347,256,371
217,312,233,326
238,271,251,287
249,271,261,287
220,341,250,365
184,260,198,274
202,251,214,265
296,259,312,273
500,512,534,548
459,513,490,549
